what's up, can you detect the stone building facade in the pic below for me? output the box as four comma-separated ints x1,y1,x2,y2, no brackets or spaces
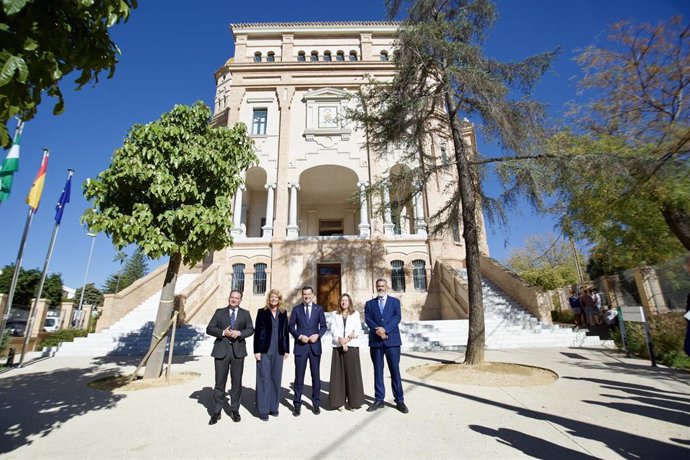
210,21,489,318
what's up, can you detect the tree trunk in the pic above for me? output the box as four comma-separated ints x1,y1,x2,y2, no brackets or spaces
661,201,690,251
446,95,485,365
143,252,181,379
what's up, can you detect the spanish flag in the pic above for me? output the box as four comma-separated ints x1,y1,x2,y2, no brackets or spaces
26,149,49,210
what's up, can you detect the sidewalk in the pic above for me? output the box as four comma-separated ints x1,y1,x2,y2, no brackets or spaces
1,345,689,459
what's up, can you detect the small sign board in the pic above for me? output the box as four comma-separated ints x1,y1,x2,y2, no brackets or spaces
617,305,656,367
619,306,645,323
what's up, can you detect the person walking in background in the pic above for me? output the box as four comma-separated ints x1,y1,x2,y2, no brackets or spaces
206,290,254,424
328,293,365,411
580,289,596,327
289,285,327,416
364,279,408,414
591,288,603,325
568,290,582,328
253,289,290,421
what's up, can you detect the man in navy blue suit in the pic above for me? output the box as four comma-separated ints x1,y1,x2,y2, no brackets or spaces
364,278,408,414
289,285,327,416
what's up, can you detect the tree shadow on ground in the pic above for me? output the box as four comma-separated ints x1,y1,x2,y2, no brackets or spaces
562,358,690,386
561,375,690,430
0,367,125,454
402,378,689,458
91,355,201,368
86,323,206,366
469,425,598,459
401,352,459,364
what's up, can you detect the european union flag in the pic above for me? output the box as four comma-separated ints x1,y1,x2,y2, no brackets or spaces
55,170,73,224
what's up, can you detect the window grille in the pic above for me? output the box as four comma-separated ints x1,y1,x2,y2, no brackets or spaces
412,260,427,291
253,263,267,295
391,260,406,292
232,263,245,293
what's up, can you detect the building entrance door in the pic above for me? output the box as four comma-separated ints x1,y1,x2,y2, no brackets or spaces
317,264,341,312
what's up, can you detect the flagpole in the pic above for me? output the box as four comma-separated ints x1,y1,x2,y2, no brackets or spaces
0,148,49,348
0,207,35,341
19,169,74,366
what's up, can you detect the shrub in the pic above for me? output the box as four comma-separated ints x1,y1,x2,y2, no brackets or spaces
611,312,690,370
551,309,574,324
38,328,88,349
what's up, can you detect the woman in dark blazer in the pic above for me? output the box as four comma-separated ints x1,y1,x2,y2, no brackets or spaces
254,289,290,420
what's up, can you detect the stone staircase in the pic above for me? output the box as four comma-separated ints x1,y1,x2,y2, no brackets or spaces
52,274,213,357
398,269,613,352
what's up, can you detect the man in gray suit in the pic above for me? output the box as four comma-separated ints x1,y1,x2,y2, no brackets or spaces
206,289,254,424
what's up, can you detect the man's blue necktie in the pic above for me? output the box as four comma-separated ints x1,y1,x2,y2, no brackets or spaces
230,309,236,329
378,297,385,315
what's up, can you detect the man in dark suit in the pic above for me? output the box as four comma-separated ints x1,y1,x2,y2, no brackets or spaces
206,289,254,424
364,278,408,414
288,285,327,416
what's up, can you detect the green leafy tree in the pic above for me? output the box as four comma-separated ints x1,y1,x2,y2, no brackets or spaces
103,247,148,294
83,101,257,378
42,272,64,306
505,234,582,291
0,264,39,306
73,283,104,308
518,17,689,272
351,0,556,364
0,0,137,146
0,264,62,306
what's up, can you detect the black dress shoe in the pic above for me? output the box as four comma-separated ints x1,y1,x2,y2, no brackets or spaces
259,414,269,421
209,412,221,425
230,411,241,422
366,400,384,412
312,405,321,415
269,411,279,417
293,406,301,417
396,403,409,414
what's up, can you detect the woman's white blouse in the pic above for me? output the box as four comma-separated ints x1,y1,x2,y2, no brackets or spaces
328,310,362,347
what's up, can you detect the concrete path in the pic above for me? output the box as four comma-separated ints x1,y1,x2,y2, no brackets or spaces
1,346,689,459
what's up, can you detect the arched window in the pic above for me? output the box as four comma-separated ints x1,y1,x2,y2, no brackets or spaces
253,263,267,295
349,50,358,61
380,50,389,61
297,51,306,62
254,52,262,63
412,260,427,291
267,51,275,62
336,50,345,61
310,51,319,62
323,51,332,62
231,263,245,292
390,260,406,292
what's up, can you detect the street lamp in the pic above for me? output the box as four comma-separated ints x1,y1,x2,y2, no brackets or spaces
76,232,97,326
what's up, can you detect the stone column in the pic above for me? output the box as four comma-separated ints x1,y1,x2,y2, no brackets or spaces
29,298,49,338
358,181,371,237
59,301,73,329
413,187,427,236
262,183,276,239
634,267,668,315
287,183,300,239
231,184,246,238
382,181,395,236
360,33,372,60
281,33,294,62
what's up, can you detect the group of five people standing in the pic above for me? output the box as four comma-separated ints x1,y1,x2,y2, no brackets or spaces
205,278,408,424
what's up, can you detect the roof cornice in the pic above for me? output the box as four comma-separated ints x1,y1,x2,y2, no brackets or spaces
230,21,399,35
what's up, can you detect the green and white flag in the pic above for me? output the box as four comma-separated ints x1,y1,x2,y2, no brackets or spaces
0,119,24,203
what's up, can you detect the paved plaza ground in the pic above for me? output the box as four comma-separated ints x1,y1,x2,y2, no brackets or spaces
1,346,689,459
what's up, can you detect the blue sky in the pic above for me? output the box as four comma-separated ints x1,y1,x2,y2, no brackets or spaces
0,0,686,292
